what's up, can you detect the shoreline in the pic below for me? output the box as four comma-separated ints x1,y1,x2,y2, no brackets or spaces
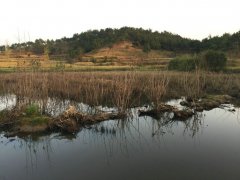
0,95,236,138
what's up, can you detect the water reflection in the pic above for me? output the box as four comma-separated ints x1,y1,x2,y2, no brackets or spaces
0,94,117,117
0,94,16,111
0,112,207,167
1,96,240,179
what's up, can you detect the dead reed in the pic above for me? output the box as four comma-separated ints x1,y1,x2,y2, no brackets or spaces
0,71,239,113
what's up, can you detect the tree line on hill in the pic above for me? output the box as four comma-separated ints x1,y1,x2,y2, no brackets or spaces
0,27,239,59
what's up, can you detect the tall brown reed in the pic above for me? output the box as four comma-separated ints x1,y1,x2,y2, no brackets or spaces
0,71,239,113
144,72,169,110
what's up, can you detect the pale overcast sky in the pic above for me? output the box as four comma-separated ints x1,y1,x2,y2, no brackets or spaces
0,0,239,44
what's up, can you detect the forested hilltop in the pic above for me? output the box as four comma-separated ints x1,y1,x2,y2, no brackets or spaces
1,27,240,58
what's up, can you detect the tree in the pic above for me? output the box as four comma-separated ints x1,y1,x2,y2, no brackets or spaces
3,27,240,58
31,39,45,55
143,43,151,53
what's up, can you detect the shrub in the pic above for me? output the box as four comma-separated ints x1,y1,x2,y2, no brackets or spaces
168,51,227,72
55,61,65,71
168,55,196,71
200,50,227,71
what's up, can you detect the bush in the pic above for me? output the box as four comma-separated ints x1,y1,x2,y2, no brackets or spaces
168,51,227,72
168,55,196,71
200,50,227,71
55,61,65,71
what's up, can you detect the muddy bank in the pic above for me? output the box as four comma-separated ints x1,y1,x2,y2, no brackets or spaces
0,105,125,137
139,104,194,120
180,95,234,111
0,95,236,137
49,106,126,133
1,103,193,136
139,95,236,120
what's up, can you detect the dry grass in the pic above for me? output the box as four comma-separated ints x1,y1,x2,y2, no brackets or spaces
0,71,240,113
0,54,166,72
86,41,173,59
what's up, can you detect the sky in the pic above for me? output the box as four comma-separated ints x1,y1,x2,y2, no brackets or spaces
0,0,239,45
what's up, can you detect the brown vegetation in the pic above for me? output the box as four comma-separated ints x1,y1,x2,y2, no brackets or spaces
0,71,239,135
0,71,240,108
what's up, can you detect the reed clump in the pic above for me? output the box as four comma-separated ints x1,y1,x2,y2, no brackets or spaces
144,72,169,110
0,71,239,113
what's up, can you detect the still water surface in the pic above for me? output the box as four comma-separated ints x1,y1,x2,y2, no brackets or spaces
0,99,240,180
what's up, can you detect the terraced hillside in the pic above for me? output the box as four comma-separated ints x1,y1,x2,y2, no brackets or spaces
0,41,174,72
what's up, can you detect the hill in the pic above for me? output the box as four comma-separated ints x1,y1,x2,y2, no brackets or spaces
0,27,240,72
0,41,175,72
82,41,173,66
1,27,240,59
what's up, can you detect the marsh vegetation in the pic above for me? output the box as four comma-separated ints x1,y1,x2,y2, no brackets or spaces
0,71,239,135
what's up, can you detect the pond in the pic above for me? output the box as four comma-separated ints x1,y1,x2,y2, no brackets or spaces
0,97,240,180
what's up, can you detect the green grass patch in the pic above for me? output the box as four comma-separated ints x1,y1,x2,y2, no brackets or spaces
21,116,49,126
19,104,50,126
25,104,40,116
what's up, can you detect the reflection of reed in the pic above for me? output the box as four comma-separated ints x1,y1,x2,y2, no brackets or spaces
0,94,105,118
14,135,54,174
81,111,206,161
183,112,205,137
151,117,175,137
0,109,210,171
237,108,240,124
31,137,50,173
0,94,16,111
0,134,55,178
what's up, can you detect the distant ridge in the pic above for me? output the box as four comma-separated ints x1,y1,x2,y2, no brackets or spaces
1,27,239,58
